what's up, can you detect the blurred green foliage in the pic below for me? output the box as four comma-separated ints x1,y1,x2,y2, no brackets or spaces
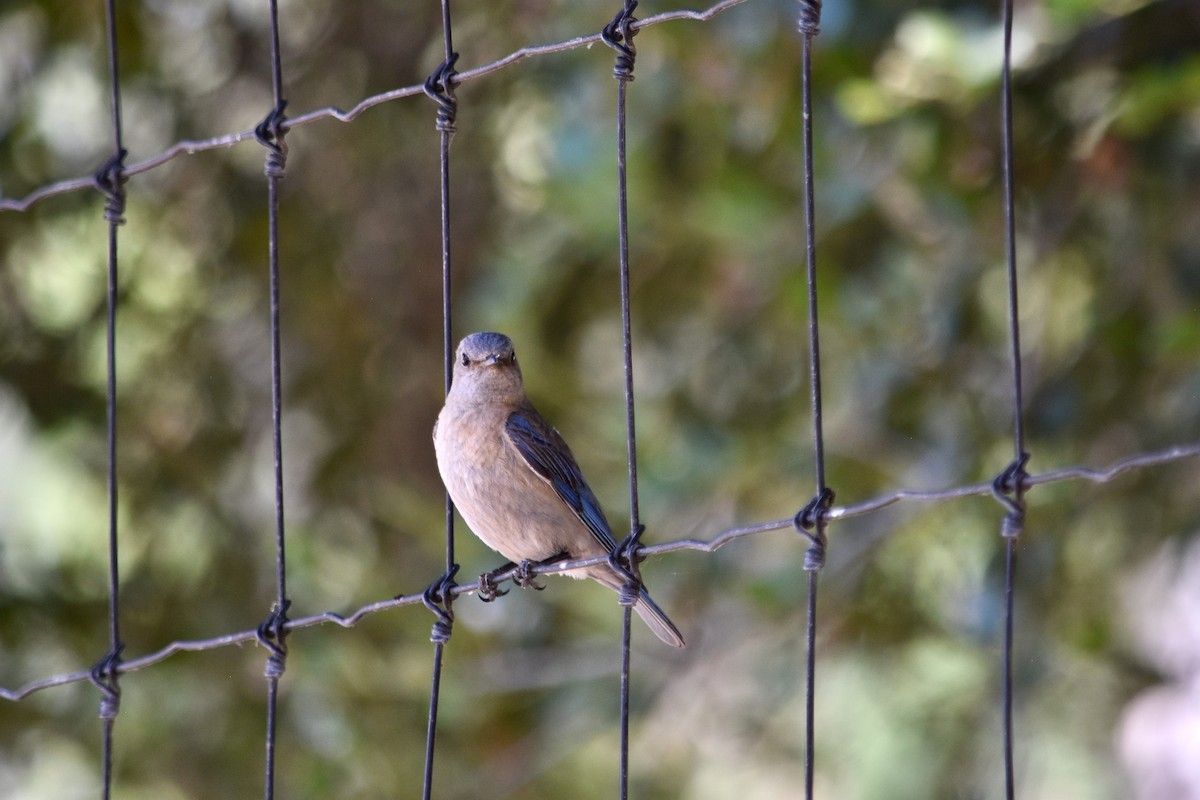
1,0,1199,798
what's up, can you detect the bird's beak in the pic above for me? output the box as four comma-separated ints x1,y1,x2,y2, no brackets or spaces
484,353,501,366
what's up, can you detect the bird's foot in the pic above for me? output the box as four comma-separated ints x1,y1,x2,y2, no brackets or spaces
477,563,513,603
513,559,547,591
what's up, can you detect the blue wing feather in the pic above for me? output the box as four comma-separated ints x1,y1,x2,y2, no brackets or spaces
505,409,618,552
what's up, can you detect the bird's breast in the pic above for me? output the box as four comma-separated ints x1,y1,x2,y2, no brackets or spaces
433,401,595,563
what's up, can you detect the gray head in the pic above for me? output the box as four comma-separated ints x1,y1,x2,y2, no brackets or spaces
450,332,525,401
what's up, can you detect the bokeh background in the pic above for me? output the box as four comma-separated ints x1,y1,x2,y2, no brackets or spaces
2,0,1200,797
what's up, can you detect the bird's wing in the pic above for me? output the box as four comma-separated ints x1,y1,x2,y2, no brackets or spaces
504,408,618,552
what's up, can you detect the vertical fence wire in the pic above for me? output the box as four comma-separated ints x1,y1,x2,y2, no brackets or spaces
601,3,641,797
421,2,461,797
1000,507,1018,800
995,0,1028,797
794,3,830,798
264,0,288,616
91,1,128,797
252,1,292,797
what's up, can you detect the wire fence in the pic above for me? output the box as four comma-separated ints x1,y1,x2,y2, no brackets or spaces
2,0,1199,798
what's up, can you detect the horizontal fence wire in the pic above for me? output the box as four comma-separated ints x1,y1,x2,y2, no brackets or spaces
2,442,1196,703
0,0,754,214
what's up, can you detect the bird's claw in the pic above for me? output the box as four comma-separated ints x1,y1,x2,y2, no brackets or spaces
476,554,562,600
513,560,546,591
477,568,510,602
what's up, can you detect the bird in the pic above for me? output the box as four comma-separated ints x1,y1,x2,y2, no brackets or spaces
433,331,685,648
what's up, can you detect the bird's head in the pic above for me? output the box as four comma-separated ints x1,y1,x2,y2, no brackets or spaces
450,331,525,402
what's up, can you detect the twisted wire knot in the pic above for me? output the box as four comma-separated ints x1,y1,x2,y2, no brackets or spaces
991,452,1030,539
616,581,640,608
608,524,646,606
255,599,291,679
797,0,823,37
89,643,124,721
429,618,453,645
264,652,287,680
602,1,639,82
93,149,127,226
254,101,289,179
794,487,835,571
423,53,460,135
422,564,459,645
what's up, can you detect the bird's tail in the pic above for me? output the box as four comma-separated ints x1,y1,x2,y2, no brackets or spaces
633,586,686,648
587,567,686,648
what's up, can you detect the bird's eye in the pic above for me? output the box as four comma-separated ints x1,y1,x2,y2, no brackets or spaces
460,352,470,366
510,352,517,365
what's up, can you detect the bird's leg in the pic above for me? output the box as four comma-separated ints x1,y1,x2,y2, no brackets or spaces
477,562,514,602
